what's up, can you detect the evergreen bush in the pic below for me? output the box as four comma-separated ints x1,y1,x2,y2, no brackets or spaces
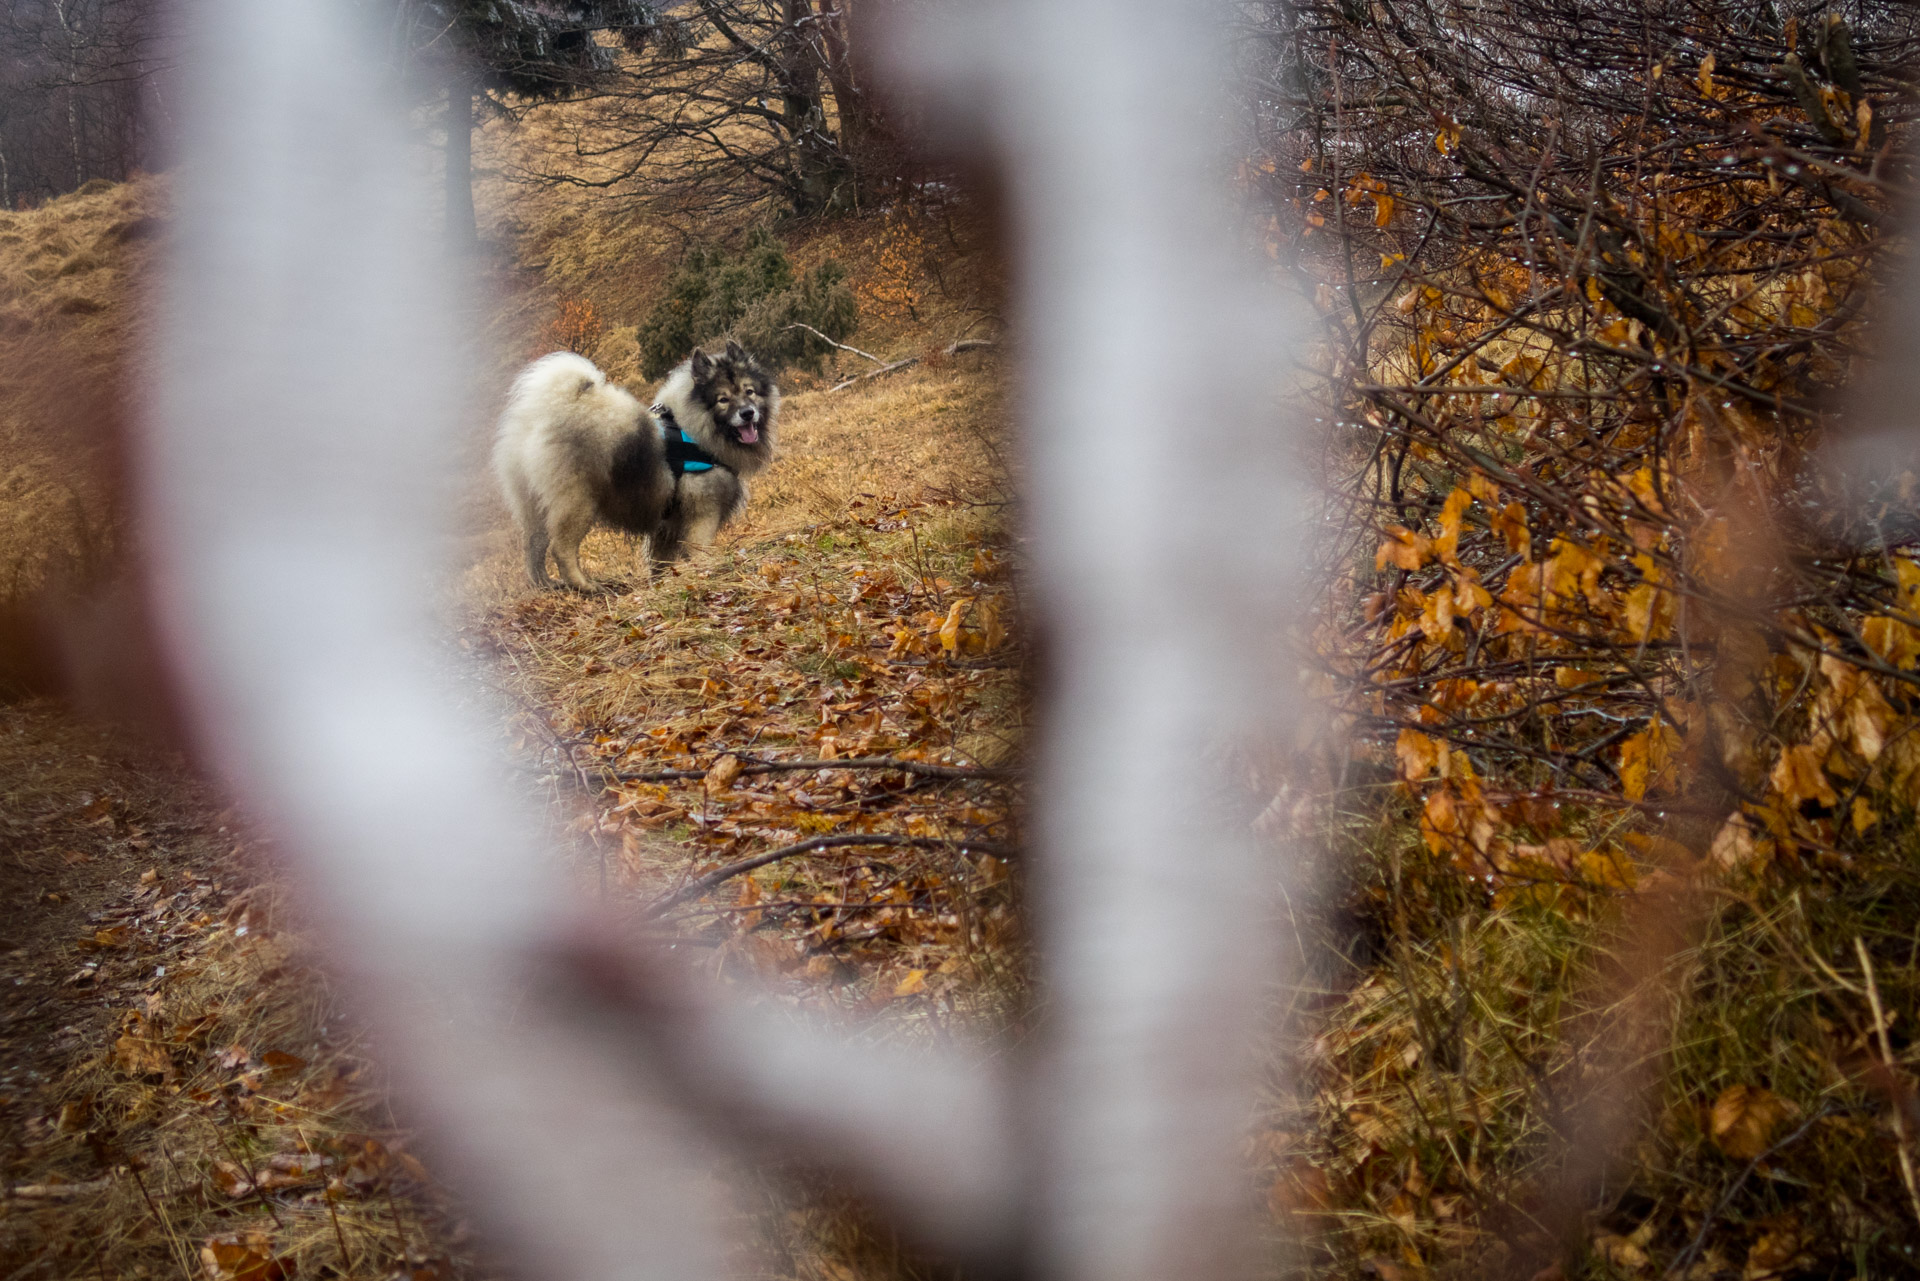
636,229,858,378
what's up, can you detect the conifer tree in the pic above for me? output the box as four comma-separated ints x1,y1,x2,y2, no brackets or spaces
412,1,657,248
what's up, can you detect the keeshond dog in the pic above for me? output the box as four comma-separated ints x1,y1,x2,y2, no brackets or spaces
493,351,671,591
648,339,779,563
492,342,778,591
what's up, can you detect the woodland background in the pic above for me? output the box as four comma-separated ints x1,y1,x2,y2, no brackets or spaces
5,2,1920,1280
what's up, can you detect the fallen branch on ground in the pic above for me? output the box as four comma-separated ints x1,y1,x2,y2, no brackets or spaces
782,323,887,366
612,755,1015,784
826,339,997,393
641,833,1015,919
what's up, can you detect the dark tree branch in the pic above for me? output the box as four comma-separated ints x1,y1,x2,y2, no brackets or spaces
641,834,1015,919
613,753,1016,784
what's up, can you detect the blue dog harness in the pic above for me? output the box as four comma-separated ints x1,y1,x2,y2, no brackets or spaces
654,404,725,476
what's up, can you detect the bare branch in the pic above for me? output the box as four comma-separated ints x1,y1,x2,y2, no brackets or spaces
612,753,1015,783
640,833,1015,919
826,339,997,393
781,321,885,365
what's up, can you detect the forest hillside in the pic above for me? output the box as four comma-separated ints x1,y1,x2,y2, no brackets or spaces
6,4,1920,1281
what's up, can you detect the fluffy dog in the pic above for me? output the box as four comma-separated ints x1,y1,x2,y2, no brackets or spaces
492,351,671,591
649,339,779,562
492,343,779,591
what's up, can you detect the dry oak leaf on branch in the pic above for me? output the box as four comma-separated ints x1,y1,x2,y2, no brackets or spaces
1395,728,1443,782
1375,525,1430,572
1430,487,1473,564
1619,720,1682,801
1769,743,1838,811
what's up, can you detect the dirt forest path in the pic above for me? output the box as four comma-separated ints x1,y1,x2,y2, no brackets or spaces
0,702,470,1281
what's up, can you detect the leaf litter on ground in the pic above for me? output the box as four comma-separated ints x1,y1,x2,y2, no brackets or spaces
468,486,1030,1031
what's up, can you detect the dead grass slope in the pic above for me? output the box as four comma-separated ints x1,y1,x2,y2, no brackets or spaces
460,107,1028,996
0,90,1023,1277
0,176,161,603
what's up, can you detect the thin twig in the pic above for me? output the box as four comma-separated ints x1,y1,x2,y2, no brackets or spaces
124,1161,195,1281
301,1125,355,1273
611,754,1015,784
324,1184,355,1272
6,1180,110,1199
209,1114,285,1228
781,322,886,365
384,1178,413,1264
641,833,1013,919
828,356,920,391
1856,936,1920,1232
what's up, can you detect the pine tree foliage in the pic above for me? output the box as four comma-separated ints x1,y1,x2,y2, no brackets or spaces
412,0,658,98
636,229,858,378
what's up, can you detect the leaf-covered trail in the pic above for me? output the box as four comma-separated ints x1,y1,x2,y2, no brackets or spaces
0,702,467,1281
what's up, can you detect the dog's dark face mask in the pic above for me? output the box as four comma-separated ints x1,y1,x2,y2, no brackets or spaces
689,341,774,447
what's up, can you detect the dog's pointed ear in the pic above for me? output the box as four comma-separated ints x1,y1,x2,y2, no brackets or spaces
689,348,714,380
725,338,748,364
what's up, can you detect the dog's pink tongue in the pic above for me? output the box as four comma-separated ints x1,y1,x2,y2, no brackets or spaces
738,425,760,443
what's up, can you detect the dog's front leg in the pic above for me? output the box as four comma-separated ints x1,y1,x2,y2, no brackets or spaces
679,509,725,553
674,472,742,557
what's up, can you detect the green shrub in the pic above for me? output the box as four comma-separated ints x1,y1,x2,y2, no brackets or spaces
734,260,857,374
636,228,858,378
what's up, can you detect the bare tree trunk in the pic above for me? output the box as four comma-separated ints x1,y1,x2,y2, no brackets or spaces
777,0,844,214
444,67,476,249
65,91,84,189
816,2,874,159
50,0,86,190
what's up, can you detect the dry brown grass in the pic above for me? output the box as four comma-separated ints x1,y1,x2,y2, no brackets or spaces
444,140,1028,1280
451,121,1033,1077
0,176,161,605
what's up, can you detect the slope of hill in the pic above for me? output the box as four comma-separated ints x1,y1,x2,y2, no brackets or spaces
0,108,1020,1279
0,177,161,602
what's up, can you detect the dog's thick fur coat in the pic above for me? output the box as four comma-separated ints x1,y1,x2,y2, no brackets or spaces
493,351,671,591
492,343,779,590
